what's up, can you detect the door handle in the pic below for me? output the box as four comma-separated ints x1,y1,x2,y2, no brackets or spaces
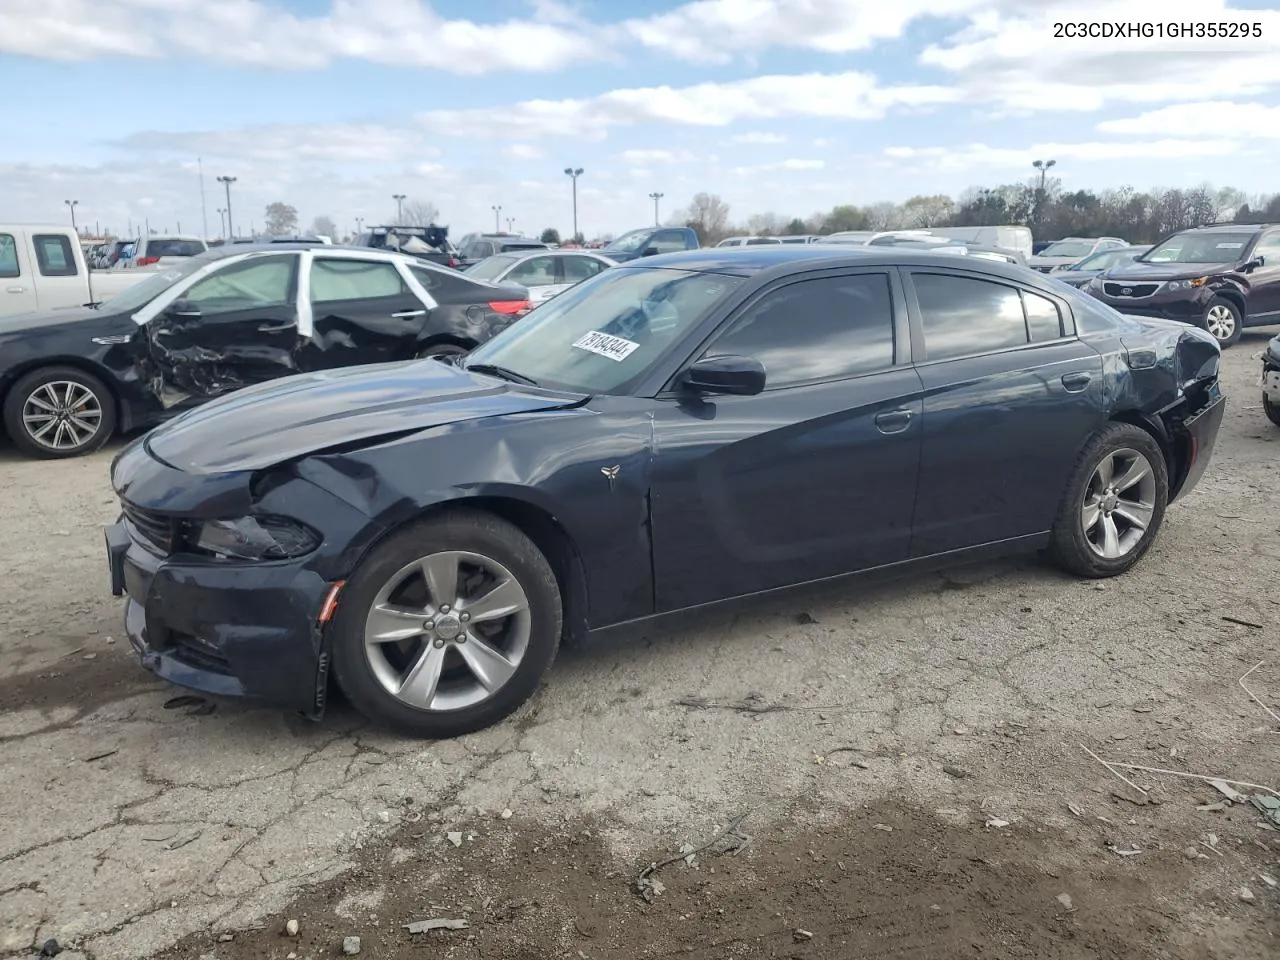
5,285,24,294
1061,372,1092,392
874,408,914,434
258,320,295,332
392,309,427,318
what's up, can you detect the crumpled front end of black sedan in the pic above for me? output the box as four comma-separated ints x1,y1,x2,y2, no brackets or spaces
104,438,382,717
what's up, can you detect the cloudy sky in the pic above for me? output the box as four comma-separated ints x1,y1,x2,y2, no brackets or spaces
3,0,1278,240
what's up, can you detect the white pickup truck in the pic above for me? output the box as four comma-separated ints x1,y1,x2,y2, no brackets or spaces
1,225,150,318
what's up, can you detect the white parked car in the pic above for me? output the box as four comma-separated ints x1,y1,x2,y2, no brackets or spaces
119,235,209,268
463,249,616,305
0,225,151,317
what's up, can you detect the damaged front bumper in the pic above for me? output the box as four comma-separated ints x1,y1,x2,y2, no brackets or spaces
1263,336,1280,405
106,520,332,714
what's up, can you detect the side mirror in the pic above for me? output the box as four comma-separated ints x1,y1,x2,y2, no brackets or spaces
1245,255,1265,270
166,298,201,320
641,246,660,257
679,355,765,396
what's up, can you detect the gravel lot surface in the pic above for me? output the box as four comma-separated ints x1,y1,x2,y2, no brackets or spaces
1,331,1278,959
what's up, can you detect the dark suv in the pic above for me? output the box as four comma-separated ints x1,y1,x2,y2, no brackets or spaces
1085,223,1280,347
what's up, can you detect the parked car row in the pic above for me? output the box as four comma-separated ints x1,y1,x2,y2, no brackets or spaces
3,226,150,316
98,244,1227,737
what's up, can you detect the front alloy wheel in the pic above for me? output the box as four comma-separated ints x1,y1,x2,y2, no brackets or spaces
2,365,117,459
1203,297,1242,347
364,550,531,712
330,509,562,737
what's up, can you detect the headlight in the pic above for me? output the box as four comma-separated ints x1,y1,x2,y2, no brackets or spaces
1163,277,1208,292
188,515,321,560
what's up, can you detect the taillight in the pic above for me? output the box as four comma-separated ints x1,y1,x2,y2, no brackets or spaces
447,257,460,268
488,300,530,316
135,255,161,267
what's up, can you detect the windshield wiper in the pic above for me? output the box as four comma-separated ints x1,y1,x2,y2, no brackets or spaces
465,362,540,387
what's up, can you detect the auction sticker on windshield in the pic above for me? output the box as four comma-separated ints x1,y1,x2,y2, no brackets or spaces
572,330,640,362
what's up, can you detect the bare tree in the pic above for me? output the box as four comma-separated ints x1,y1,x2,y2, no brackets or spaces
746,212,784,236
399,199,440,226
263,202,299,235
682,192,731,243
899,194,955,228
863,201,903,231
311,215,337,238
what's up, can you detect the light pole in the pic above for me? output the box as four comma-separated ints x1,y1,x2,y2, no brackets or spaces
355,217,364,235
64,200,79,236
648,191,664,226
506,216,516,233
216,208,226,238
216,176,237,238
393,194,406,222
564,167,583,240
491,205,502,232
1032,159,1056,224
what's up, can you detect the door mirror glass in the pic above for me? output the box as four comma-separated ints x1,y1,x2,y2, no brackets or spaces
1246,255,1265,270
641,246,660,257
680,355,765,396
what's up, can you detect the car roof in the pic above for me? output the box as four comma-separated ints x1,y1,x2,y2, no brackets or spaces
1181,223,1275,233
190,243,433,266
633,245,1035,279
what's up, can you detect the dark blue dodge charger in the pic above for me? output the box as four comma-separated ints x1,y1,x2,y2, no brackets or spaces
105,247,1226,737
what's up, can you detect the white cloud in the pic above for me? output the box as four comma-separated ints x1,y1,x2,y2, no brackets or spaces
618,149,698,163
731,132,787,145
0,0,608,72
420,72,958,140
811,138,834,148
114,123,441,164
624,0,989,63
884,139,1241,172
1098,101,1280,139
922,1,1280,111
731,158,825,174
503,144,546,160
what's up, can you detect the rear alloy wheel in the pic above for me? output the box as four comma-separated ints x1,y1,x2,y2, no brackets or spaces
330,510,561,737
1202,296,1242,348
1048,422,1169,578
2,366,117,459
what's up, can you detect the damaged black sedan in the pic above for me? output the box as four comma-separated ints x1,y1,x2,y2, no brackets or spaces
0,245,531,458
105,247,1226,738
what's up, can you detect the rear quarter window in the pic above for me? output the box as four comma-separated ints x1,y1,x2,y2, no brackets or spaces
33,235,77,277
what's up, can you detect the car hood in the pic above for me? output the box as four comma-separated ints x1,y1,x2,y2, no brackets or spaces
144,360,587,475
0,304,121,336
1105,261,1238,281
602,249,640,262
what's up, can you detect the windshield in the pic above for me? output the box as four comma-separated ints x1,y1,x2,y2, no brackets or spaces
465,254,521,281
604,229,653,254
1142,232,1254,263
1072,248,1137,271
464,267,741,394
99,260,204,311
1040,240,1095,258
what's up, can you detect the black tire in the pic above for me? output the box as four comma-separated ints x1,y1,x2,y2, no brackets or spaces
1201,296,1243,348
1047,422,1169,579
330,509,562,738
2,365,117,459
1264,393,1280,427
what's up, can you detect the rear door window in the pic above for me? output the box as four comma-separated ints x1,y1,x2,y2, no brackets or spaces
33,235,77,277
310,258,408,303
911,273,1028,362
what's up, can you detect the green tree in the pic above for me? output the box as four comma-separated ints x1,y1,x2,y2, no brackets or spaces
540,227,561,244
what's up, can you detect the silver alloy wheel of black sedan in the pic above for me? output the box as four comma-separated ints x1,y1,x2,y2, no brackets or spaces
22,380,104,452
363,550,532,711
1080,447,1158,559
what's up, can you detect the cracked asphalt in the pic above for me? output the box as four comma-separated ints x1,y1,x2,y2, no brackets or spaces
2,331,1278,959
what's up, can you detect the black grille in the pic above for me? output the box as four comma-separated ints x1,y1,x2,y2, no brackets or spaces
1104,282,1159,298
169,634,232,674
122,502,176,554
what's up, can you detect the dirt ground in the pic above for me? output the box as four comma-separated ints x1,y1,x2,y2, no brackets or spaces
1,331,1278,960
